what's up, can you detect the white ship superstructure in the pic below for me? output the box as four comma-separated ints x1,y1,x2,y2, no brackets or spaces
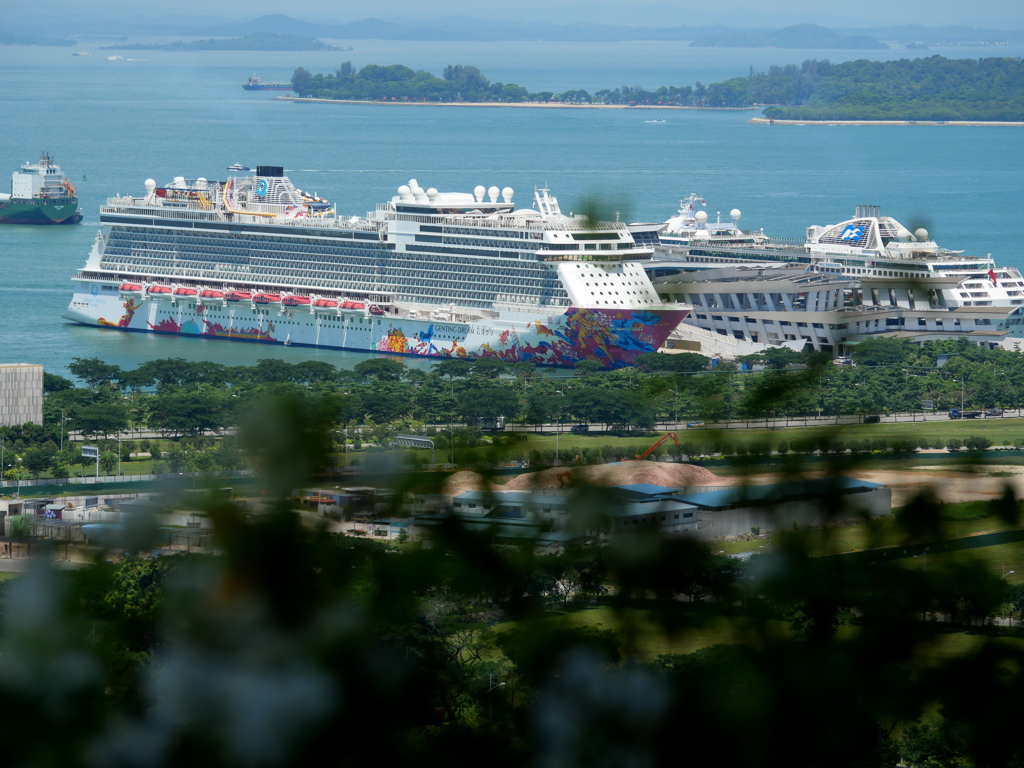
658,193,769,248
63,167,686,367
651,204,1024,313
655,263,1016,356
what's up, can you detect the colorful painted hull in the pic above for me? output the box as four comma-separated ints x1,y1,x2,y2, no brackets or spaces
0,198,82,224
63,285,688,368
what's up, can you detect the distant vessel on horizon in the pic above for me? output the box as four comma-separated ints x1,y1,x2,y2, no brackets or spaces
243,75,292,91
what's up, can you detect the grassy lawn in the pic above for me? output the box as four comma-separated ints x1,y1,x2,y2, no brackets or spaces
898,540,1024,582
497,417,1024,452
716,514,1018,558
492,605,789,661
493,604,1024,664
714,501,1024,585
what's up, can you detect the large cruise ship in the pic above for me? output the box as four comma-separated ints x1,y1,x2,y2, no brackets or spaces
650,204,1024,311
642,203,1024,357
62,166,687,367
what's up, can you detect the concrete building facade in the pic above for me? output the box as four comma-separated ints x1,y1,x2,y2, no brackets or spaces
0,364,43,427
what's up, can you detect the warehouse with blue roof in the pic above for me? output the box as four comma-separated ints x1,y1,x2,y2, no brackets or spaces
410,477,889,543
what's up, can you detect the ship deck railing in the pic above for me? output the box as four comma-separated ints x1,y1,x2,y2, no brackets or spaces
100,201,381,232
539,251,651,262
385,209,629,232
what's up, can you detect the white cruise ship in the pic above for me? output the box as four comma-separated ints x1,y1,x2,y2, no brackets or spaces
62,166,687,367
658,194,769,249
650,204,1024,311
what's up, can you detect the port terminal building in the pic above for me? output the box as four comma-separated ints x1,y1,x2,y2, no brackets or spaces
653,265,1019,358
408,479,890,543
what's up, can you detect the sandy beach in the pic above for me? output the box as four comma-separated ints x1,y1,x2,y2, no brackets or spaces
274,96,757,111
749,117,1024,127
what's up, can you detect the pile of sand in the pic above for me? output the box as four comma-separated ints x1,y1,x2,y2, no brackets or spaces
442,470,494,496
441,461,724,496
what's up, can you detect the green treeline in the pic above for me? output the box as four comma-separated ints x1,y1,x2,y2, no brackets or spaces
291,56,1024,119
758,56,1024,120
4,336,1024,480
290,62,740,106
44,338,1024,437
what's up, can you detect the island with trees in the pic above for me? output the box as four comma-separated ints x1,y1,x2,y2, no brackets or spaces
289,62,754,107
286,56,1024,121
103,32,338,52
754,56,1024,121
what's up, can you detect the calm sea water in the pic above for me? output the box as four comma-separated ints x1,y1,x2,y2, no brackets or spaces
1,40,1023,375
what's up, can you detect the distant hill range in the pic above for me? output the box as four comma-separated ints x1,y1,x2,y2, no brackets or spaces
0,28,75,46
690,24,888,49
3,12,1024,45
100,32,338,52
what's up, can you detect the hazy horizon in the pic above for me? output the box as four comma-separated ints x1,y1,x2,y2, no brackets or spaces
13,0,1024,30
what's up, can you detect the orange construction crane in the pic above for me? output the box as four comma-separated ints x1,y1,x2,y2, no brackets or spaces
634,432,681,461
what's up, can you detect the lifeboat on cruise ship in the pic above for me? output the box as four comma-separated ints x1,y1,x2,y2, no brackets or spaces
199,289,224,299
224,291,252,302
173,287,198,296
119,283,144,294
338,301,365,313
312,299,338,309
282,295,311,307
147,285,173,295
253,293,281,304
367,304,385,316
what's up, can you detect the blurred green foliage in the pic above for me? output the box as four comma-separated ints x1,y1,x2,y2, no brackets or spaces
1,391,1023,768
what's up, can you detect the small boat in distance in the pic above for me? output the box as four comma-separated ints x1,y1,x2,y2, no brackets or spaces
227,163,252,172
243,75,292,91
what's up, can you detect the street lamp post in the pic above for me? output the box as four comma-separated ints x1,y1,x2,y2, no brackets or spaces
1002,563,1015,625
555,388,565,467
487,673,507,720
